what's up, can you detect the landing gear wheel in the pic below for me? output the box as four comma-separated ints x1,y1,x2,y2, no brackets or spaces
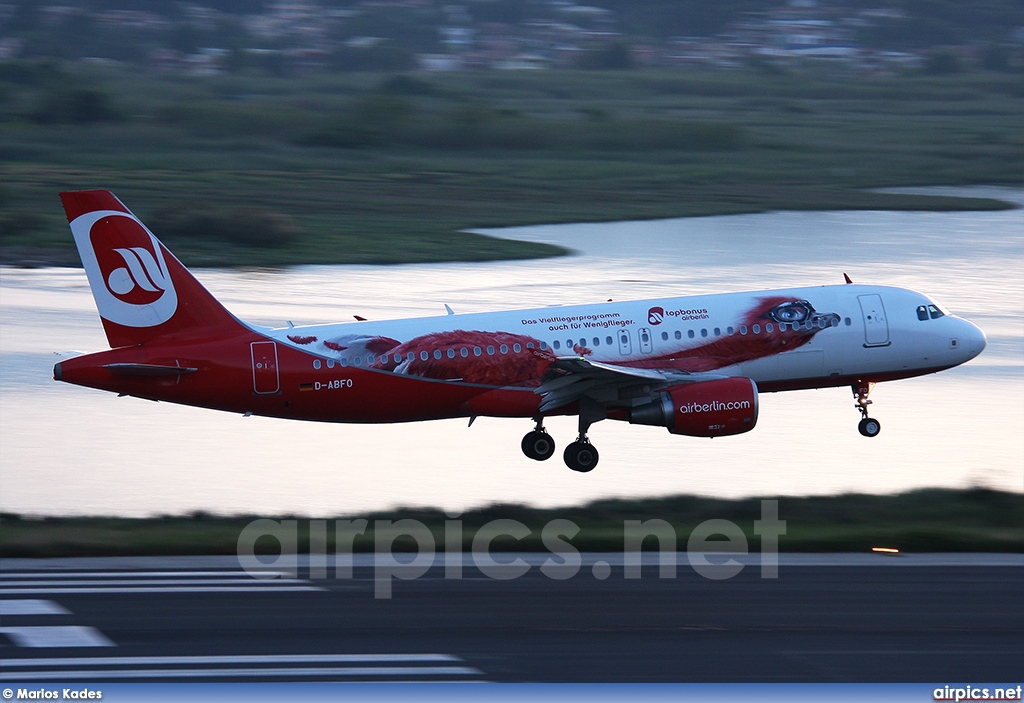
858,417,881,437
521,430,555,461
564,440,599,473
852,381,880,438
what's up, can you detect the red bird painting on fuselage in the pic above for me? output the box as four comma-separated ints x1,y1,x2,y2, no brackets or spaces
630,297,840,373
285,297,840,387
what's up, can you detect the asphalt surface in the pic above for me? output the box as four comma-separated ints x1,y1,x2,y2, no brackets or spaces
1,555,1021,682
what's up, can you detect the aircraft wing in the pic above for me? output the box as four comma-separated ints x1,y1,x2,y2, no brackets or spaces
535,356,725,412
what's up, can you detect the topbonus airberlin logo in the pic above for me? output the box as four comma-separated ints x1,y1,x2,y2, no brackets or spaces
70,210,178,328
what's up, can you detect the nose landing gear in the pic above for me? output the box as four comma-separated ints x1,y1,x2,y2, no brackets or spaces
853,381,881,437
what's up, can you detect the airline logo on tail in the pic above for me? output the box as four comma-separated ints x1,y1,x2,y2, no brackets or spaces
70,210,178,328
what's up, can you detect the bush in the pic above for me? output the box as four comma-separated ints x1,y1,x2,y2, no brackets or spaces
924,50,961,75
980,44,1010,72
148,205,301,248
30,87,119,125
576,43,634,70
0,211,46,243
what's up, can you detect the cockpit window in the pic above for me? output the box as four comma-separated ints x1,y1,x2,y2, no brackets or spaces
917,305,929,321
928,304,944,319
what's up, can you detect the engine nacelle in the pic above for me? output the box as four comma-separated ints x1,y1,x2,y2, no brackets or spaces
628,377,758,437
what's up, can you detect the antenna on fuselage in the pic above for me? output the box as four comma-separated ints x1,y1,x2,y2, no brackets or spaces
843,273,853,284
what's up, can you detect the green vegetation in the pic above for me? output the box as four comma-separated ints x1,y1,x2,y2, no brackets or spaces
0,62,1021,266
1,489,1020,558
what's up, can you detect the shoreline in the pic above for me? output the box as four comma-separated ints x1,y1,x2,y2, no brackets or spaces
1,186,1017,269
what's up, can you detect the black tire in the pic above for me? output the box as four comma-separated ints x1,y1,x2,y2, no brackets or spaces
521,430,555,461
858,417,881,437
564,441,599,472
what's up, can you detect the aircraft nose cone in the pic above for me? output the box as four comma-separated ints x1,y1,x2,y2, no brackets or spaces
961,320,987,361
53,362,63,381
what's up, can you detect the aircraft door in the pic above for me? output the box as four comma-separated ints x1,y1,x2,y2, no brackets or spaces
857,294,890,347
617,328,632,356
251,341,280,394
638,327,653,354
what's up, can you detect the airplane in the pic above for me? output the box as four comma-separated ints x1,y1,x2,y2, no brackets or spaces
53,190,987,472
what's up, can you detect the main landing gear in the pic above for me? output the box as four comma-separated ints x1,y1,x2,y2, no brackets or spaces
521,409,602,473
521,418,556,462
853,381,881,437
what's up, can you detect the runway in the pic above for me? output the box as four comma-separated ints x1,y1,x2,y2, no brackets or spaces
1,555,1021,683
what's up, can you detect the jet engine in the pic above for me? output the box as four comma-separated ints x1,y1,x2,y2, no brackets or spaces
628,377,758,437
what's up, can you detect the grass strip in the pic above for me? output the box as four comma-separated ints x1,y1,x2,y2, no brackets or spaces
2,488,1020,558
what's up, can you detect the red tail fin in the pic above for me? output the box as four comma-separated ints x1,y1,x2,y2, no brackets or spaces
60,190,246,348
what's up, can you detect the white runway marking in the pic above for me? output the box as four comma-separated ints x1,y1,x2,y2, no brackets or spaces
0,571,294,579
0,626,114,648
0,571,325,594
0,599,70,616
0,653,486,682
0,586,323,594
0,665,482,680
3,579,311,586
2,653,463,667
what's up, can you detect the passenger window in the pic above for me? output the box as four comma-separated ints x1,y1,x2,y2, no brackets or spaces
844,317,852,326
727,326,734,335
513,343,522,353
540,341,548,350
354,356,363,366
487,345,495,355
641,331,649,343
313,359,321,370
500,344,509,354
752,324,760,334
714,328,721,336
700,328,708,337
340,358,348,367
928,304,944,319
593,337,600,346
661,331,668,341
765,323,773,333
447,349,455,359
420,351,429,361
474,346,482,356
739,326,747,335
605,336,613,345
674,330,682,340
579,338,586,347
460,348,469,357
434,350,442,360
687,330,695,338
553,341,560,350
526,342,534,349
